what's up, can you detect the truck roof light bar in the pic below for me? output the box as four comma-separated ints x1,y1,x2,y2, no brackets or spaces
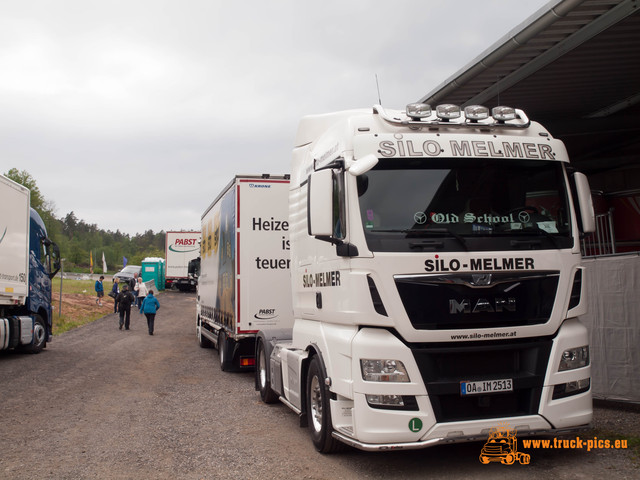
376,104,530,128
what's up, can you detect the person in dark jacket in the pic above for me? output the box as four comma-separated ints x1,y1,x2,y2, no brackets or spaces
116,284,135,330
139,290,160,335
130,273,138,306
111,277,120,313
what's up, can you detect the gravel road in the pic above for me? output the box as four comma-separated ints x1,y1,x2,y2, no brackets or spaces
0,291,638,479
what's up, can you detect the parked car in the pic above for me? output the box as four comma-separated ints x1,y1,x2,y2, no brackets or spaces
113,265,141,285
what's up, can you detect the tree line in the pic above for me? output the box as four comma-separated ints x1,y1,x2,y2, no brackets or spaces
4,168,165,273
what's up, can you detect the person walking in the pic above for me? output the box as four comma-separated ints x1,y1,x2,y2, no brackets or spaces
94,275,104,306
134,277,148,309
111,277,120,313
116,284,135,330
130,273,139,306
139,290,160,335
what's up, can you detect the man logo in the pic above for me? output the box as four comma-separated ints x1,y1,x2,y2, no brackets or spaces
449,297,516,314
471,274,492,286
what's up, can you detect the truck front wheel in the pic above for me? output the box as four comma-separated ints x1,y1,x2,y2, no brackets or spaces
256,340,278,403
306,355,342,453
25,314,46,354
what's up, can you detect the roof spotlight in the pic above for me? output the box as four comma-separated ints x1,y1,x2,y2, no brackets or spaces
436,104,461,120
406,103,432,119
464,105,490,121
492,106,517,122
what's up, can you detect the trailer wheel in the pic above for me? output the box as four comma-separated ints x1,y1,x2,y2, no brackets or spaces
256,340,278,404
24,314,46,354
218,331,232,371
306,355,342,453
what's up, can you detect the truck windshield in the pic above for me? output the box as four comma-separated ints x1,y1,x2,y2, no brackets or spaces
356,158,573,252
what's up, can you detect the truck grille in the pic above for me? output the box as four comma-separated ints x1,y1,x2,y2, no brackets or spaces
410,337,552,423
395,271,559,330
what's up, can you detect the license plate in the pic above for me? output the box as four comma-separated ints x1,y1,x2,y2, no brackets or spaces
460,378,513,396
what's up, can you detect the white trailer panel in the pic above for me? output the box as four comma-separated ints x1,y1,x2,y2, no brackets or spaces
236,177,292,334
198,175,293,370
0,175,29,306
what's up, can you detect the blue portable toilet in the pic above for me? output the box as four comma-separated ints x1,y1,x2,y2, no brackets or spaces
141,257,165,291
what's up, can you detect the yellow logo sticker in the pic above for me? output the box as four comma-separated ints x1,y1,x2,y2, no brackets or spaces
479,424,530,465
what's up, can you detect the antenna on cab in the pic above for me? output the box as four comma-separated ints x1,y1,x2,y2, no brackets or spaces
375,74,382,105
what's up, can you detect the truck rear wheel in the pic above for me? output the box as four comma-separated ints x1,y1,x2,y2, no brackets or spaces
306,355,342,453
218,331,232,372
24,314,46,354
256,340,278,403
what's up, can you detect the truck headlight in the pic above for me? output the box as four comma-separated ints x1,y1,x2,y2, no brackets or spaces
559,346,589,371
360,359,410,382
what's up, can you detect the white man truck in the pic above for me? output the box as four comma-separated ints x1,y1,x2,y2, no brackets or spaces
1,175,60,353
196,176,293,371
252,103,596,452
165,231,201,291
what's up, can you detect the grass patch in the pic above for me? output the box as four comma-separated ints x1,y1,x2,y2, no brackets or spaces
51,278,113,335
53,310,109,335
51,278,99,295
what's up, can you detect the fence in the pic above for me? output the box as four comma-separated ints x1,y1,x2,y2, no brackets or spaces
582,208,616,257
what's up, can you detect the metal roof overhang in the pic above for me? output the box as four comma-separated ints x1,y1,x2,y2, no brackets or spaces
419,0,640,193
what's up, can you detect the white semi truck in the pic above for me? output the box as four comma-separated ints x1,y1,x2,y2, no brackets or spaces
1,174,60,353
251,103,596,452
165,231,201,291
196,176,293,371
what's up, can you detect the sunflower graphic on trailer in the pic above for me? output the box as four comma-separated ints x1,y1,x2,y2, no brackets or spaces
479,425,531,465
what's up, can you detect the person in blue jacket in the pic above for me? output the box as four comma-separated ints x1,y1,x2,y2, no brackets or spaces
139,290,160,336
111,277,120,313
94,276,104,306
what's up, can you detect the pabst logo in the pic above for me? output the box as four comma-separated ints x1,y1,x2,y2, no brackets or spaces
169,236,200,253
175,238,198,246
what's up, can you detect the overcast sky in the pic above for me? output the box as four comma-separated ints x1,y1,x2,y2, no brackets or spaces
1,0,551,235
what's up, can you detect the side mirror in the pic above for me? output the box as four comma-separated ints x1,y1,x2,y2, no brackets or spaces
49,242,61,278
308,169,334,237
573,172,595,234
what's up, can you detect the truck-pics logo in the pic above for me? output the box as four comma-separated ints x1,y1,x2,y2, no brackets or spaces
479,424,530,465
